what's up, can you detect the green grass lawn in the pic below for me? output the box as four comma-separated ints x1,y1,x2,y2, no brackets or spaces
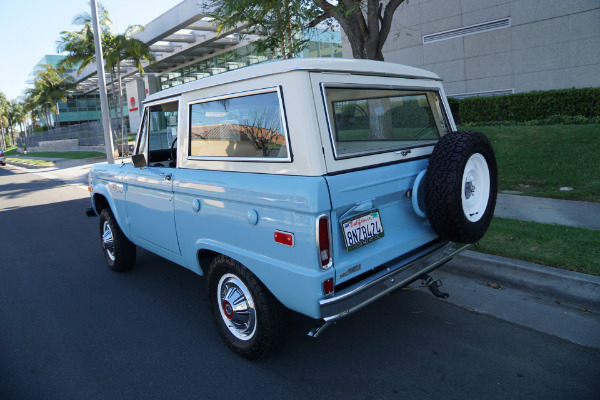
9,158,55,166
462,124,600,202
474,217,600,276
3,146,18,156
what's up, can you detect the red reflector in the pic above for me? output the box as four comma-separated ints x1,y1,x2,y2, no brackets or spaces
323,278,334,295
274,231,294,247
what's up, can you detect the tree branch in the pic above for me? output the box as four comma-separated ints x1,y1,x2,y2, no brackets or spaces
307,12,331,28
378,0,405,52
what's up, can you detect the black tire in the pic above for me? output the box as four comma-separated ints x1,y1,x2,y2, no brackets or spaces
425,131,498,243
207,255,289,359
99,208,136,272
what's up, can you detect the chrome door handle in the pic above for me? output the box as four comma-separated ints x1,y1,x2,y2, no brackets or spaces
160,173,172,181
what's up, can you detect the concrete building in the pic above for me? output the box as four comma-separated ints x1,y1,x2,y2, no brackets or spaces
358,0,600,97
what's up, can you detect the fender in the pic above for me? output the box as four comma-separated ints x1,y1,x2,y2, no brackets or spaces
89,166,130,238
193,238,331,319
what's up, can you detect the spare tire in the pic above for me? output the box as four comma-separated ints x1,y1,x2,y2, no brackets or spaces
425,131,498,243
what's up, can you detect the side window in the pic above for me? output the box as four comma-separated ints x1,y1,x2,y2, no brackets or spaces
137,101,179,167
189,90,289,160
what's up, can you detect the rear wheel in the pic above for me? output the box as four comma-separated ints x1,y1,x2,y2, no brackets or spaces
425,131,498,243
207,255,289,359
99,208,136,272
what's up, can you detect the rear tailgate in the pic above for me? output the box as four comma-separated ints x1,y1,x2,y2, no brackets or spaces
325,159,438,286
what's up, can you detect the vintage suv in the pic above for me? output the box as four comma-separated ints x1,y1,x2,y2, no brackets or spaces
86,58,497,358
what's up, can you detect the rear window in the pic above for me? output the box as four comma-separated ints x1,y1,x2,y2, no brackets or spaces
188,88,289,161
323,86,448,159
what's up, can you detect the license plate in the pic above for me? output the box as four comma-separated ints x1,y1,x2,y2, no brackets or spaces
341,210,385,251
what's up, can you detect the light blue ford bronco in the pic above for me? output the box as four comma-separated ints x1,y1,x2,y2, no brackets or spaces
86,58,497,358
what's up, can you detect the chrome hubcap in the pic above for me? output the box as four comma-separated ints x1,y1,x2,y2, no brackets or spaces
102,221,115,261
217,273,256,341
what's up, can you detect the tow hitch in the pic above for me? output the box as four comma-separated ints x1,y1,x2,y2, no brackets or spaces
420,274,449,299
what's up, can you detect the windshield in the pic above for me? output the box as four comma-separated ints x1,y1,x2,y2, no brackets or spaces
323,86,447,158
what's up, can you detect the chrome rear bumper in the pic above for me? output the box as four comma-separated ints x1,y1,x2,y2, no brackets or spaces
310,241,470,337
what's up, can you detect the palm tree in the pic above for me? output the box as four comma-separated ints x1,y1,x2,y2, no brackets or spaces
0,92,9,150
57,7,154,137
56,6,113,74
27,64,76,129
104,25,155,135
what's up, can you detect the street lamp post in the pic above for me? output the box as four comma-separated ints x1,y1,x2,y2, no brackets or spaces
90,0,115,164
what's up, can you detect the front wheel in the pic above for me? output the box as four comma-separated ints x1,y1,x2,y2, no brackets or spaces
207,255,289,359
99,208,136,272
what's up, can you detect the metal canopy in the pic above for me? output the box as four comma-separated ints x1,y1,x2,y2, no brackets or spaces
73,0,251,94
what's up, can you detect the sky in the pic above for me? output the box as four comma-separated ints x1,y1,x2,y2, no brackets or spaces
0,0,184,101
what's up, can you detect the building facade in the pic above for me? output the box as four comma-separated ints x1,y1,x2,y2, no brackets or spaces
355,0,600,97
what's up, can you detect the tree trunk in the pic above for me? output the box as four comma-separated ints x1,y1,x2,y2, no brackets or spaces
54,100,61,129
117,59,124,136
109,69,120,143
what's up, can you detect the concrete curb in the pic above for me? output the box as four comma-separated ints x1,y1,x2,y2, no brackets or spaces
6,159,55,169
445,250,600,311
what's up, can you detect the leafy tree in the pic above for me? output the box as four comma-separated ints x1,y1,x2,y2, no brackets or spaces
208,0,407,61
310,0,406,60
207,0,321,59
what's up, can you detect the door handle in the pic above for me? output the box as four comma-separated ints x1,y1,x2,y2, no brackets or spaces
160,173,172,181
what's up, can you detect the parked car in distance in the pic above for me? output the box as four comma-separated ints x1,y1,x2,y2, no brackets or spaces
0,150,6,166
86,58,498,358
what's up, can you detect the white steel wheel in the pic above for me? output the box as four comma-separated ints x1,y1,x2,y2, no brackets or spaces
425,131,498,244
217,273,257,341
461,153,491,223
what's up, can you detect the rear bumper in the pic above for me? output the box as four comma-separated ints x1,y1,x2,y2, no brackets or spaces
319,241,470,322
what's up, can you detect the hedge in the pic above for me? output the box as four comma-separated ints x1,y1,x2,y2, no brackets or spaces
456,87,600,124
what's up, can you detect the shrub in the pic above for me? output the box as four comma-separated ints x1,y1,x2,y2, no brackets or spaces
458,87,600,123
460,114,600,127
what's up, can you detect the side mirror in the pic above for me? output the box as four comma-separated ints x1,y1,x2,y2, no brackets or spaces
132,153,147,168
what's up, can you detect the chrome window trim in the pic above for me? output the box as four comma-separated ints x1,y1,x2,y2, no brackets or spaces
135,97,181,157
320,83,449,160
187,86,292,163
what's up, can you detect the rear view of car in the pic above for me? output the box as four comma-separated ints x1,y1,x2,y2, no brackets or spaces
86,58,497,359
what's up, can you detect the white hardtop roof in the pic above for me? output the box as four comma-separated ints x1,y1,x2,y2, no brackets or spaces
144,58,441,104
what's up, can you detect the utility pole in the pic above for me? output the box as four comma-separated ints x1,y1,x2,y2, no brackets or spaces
90,0,115,164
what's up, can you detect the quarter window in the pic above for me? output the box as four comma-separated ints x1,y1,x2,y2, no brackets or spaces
189,90,289,160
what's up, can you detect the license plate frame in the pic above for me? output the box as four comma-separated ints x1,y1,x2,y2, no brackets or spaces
341,209,385,251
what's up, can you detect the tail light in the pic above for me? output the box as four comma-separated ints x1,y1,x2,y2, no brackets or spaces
317,215,332,270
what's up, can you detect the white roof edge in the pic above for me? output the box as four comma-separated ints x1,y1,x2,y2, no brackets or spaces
144,58,441,103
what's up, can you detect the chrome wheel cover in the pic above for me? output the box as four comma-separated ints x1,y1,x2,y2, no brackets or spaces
217,273,257,341
102,220,116,261
461,153,490,223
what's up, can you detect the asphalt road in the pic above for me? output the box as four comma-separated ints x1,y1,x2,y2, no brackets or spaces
1,164,599,400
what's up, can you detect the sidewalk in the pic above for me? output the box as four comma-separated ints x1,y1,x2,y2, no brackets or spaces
495,193,600,230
